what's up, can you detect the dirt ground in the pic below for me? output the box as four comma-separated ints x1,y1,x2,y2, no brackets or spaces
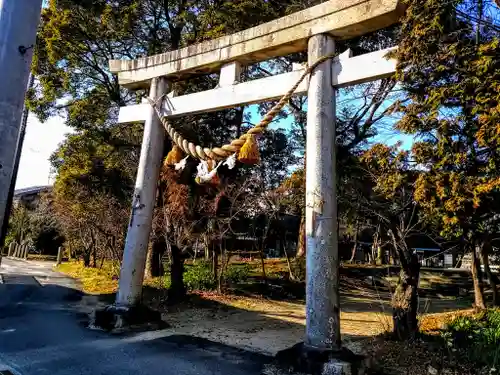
157,294,386,355
139,287,472,357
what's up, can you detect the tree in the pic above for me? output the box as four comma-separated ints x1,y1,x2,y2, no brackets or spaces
50,128,134,266
5,204,32,248
5,193,64,256
394,0,500,309
33,0,404,304
277,75,400,258
361,143,424,340
27,194,65,255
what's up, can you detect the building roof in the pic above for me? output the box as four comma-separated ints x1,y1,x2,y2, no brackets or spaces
13,185,52,199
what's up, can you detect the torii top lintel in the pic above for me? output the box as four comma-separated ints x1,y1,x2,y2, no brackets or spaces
109,0,404,89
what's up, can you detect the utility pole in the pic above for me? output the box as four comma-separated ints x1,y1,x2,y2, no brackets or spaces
0,73,35,248
0,0,43,244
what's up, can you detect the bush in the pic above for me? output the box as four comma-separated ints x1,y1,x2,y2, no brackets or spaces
224,263,251,285
443,309,500,369
182,261,251,291
184,261,216,291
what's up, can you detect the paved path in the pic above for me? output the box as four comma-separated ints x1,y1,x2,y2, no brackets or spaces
0,258,76,288
0,258,269,375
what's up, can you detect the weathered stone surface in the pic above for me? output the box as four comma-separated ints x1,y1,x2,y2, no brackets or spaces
89,304,169,334
264,342,366,375
109,0,403,88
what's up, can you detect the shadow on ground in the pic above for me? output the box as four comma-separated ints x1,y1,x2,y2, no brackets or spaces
0,277,275,375
0,272,478,375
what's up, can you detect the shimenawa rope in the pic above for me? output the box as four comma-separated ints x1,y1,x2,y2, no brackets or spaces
147,52,338,161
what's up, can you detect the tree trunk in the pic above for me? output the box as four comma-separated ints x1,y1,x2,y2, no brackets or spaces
282,237,295,280
212,246,218,286
218,246,229,292
82,250,91,267
205,241,210,261
392,252,420,341
471,244,486,310
145,242,154,279
480,241,499,306
260,248,267,284
146,237,165,279
168,244,186,303
193,240,198,264
296,215,305,258
349,218,360,263
377,245,384,265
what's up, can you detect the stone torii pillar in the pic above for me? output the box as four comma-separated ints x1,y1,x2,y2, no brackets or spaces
305,33,340,351
115,77,169,308
272,34,367,374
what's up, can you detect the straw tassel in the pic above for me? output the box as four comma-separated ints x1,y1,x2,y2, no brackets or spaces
165,144,183,165
237,134,260,165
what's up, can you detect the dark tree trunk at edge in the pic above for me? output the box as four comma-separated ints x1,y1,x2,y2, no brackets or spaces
82,251,91,267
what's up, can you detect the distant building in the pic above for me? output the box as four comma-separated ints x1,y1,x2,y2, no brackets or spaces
13,185,52,209
460,252,500,271
345,225,460,268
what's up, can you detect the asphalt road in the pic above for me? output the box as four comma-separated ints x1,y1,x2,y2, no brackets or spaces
0,258,269,375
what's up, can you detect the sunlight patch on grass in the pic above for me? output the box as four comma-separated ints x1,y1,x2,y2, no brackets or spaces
419,309,475,333
56,261,120,294
56,260,172,295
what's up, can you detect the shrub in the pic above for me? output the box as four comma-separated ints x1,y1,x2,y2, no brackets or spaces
444,309,500,369
183,261,216,291
182,261,251,291
224,263,251,285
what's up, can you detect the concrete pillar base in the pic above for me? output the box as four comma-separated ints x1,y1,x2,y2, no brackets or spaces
262,342,367,375
88,304,169,334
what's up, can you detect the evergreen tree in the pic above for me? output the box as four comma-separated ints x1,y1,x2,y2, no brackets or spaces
395,0,500,309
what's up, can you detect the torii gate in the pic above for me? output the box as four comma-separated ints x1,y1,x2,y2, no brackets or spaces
109,0,402,354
